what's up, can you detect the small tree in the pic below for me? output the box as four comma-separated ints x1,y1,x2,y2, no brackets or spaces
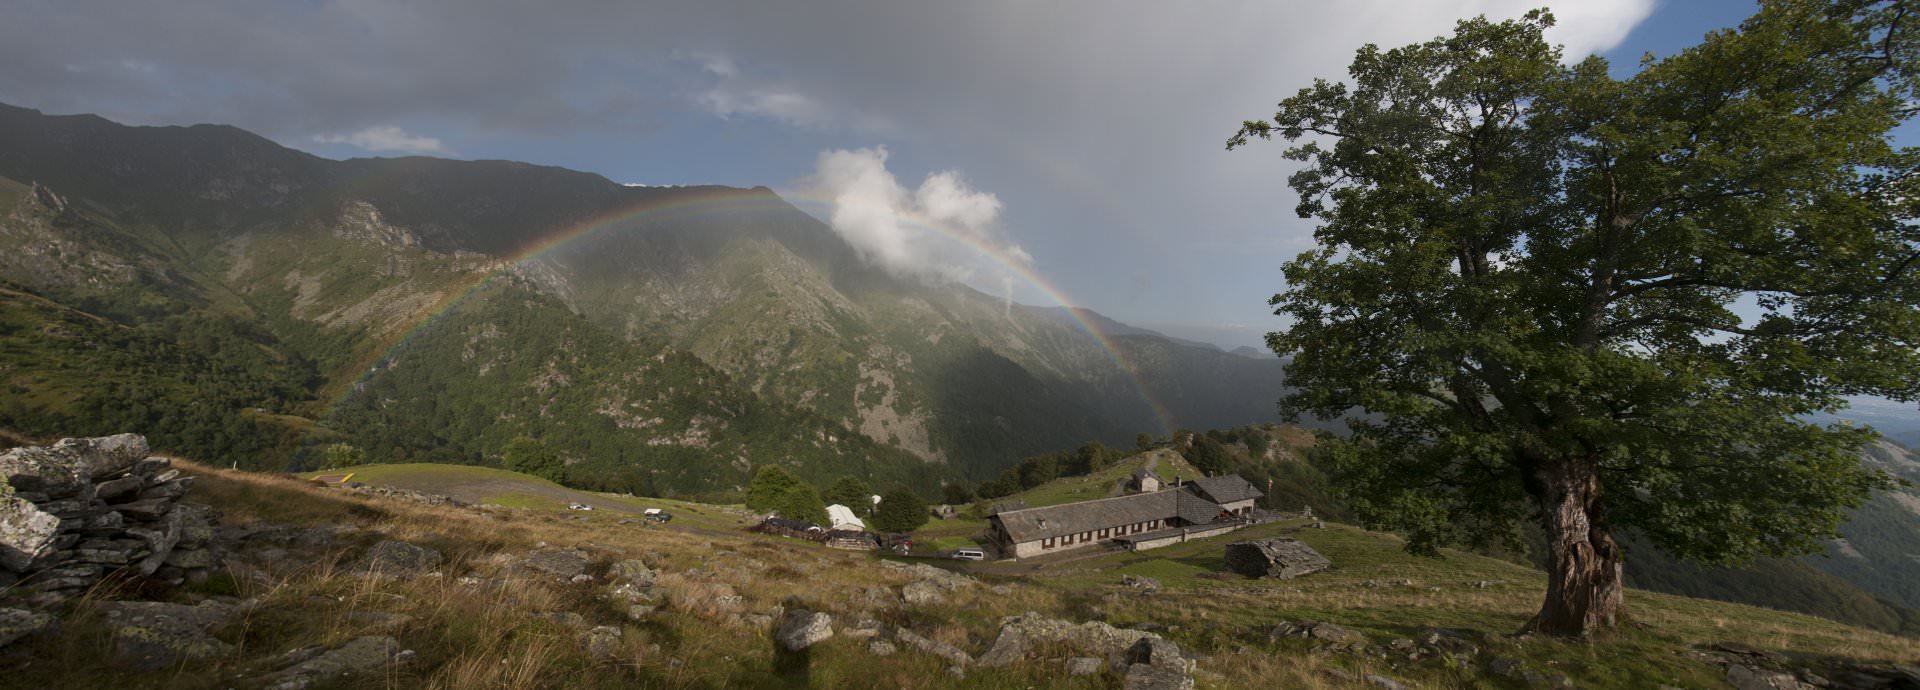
872,486,930,533
770,482,829,526
941,482,974,506
744,465,805,512
823,476,875,510
1229,3,1919,636
1134,433,1155,451
322,443,365,470
502,436,565,484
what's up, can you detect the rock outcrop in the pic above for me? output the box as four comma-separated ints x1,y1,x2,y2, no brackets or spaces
0,435,217,603
977,611,1159,668
1223,537,1331,579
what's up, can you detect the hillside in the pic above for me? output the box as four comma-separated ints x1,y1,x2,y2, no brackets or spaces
0,102,1291,487
9,445,1918,689
947,433,1920,640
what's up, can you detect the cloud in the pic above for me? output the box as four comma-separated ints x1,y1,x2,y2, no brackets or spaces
801,146,1030,289
0,0,1658,328
686,50,890,132
698,85,832,127
313,125,451,155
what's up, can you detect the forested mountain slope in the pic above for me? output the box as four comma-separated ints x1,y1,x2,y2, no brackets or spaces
0,102,1288,489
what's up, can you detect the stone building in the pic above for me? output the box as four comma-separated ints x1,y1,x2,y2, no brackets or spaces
1181,475,1263,517
986,474,1264,559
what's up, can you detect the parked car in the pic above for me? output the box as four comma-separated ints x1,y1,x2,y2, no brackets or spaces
952,548,985,561
643,508,672,523
568,503,594,511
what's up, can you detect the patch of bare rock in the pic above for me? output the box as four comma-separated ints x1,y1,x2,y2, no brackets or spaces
1,435,218,604
1686,641,1920,690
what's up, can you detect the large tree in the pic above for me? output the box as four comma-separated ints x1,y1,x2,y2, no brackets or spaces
1230,1,1919,637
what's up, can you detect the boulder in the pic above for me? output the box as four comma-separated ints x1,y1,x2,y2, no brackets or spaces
0,446,89,499
0,607,54,648
1270,621,1367,649
1121,574,1162,593
1122,637,1196,690
94,476,145,502
1727,665,1817,690
116,498,173,522
609,559,655,586
1067,657,1104,676
1223,537,1331,579
977,611,1159,667
1125,637,1194,674
895,627,974,668
516,548,590,578
0,492,59,571
867,638,897,656
583,625,623,661
58,434,149,481
98,600,238,671
1124,663,1196,690
352,539,443,575
264,635,410,690
901,580,946,605
138,477,195,501
129,509,184,575
776,609,834,651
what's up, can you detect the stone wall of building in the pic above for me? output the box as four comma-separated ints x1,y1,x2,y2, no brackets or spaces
0,434,217,606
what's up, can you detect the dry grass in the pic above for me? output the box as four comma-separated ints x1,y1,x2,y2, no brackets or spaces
8,461,1916,689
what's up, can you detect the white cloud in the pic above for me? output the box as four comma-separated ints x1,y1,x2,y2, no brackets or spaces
312,125,451,156
800,146,1031,291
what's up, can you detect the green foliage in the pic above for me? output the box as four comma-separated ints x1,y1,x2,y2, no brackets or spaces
325,282,946,498
744,465,804,513
1182,430,1231,476
1230,1,1918,580
1134,433,1154,451
872,485,930,533
502,436,566,484
0,285,317,470
768,481,829,526
321,443,365,470
940,482,973,506
823,476,874,511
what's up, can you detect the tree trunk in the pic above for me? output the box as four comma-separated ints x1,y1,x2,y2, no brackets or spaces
1525,456,1624,637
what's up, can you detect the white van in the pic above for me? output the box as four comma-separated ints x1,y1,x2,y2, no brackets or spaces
952,548,985,561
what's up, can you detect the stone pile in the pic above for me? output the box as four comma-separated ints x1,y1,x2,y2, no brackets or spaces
0,434,216,603
1223,536,1331,579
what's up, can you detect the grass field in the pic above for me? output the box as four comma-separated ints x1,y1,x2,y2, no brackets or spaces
994,450,1199,510
300,463,755,533
246,459,1920,689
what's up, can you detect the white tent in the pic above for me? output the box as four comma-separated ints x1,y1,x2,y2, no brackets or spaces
825,504,866,531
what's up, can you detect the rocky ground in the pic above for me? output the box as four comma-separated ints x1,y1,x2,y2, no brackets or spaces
3,435,1918,689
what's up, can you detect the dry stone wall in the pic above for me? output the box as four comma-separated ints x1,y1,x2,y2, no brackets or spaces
0,434,216,604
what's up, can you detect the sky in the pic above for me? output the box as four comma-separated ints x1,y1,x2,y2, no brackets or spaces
0,0,1792,350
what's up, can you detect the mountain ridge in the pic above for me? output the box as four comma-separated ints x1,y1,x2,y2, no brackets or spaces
0,102,1290,485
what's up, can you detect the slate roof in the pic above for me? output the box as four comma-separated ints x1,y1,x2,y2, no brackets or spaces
1184,475,1264,505
991,490,1228,543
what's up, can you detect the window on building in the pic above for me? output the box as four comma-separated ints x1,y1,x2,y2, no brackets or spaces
1043,537,1054,549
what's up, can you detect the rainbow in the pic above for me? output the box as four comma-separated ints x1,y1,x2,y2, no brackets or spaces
318,185,1176,436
